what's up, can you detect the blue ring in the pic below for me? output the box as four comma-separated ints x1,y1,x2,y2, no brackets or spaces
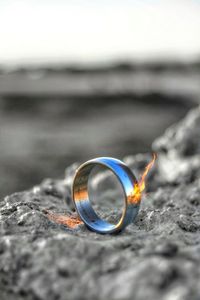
72,157,140,234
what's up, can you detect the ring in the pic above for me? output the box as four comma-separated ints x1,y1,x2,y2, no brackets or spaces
72,157,141,234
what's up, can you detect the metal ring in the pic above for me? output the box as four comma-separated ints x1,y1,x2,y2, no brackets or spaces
72,157,141,234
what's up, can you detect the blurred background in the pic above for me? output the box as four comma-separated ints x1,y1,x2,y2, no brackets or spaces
0,0,200,198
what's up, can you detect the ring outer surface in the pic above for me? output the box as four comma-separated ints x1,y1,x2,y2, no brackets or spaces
72,157,141,234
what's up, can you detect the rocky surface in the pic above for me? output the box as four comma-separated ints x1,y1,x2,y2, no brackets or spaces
1,106,200,300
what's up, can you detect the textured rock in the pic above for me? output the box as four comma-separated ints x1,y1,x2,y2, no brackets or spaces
1,107,200,300
153,106,200,184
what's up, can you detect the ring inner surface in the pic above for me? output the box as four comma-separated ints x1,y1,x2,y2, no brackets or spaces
73,163,125,232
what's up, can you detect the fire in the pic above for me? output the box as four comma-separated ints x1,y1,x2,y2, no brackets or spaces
45,210,83,228
138,153,157,192
45,154,156,227
129,153,157,204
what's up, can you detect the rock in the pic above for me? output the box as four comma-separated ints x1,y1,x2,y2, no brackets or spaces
1,106,200,300
153,242,178,258
177,215,199,232
153,106,200,184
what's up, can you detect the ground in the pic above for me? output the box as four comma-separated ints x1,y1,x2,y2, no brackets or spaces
0,106,200,300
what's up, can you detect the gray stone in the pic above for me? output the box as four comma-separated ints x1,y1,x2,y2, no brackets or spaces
152,106,200,184
1,107,200,300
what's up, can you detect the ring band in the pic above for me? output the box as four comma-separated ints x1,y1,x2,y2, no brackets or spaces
72,157,141,234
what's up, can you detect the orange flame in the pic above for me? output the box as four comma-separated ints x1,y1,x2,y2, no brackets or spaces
45,210,83,228
139,153,157,192
129,153,157,204
45,154,156,227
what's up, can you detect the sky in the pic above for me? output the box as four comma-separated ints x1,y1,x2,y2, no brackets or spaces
0,0,200,65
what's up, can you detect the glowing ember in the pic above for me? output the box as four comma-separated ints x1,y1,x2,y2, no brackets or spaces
129,153,157,204
45,210,83,228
